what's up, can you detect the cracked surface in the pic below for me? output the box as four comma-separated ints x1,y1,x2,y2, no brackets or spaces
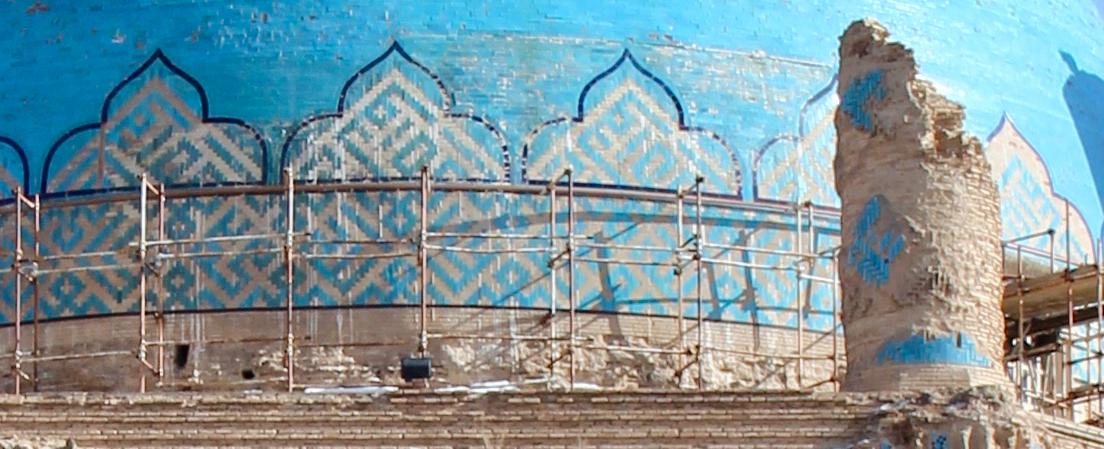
834,19,1010,392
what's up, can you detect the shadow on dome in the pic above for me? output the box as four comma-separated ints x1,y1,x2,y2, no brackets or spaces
1061,51,1104,221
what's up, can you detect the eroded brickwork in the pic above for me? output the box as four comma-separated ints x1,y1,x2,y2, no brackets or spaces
834,20,1011,392
0,307,840,393
0,391,1100,449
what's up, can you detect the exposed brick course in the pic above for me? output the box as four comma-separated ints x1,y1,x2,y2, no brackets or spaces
0,306,840,393
0,391,1100,448
834,19,1012,393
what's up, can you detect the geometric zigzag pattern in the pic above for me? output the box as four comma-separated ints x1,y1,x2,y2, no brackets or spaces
524,51,740,196
281,43,507,183
159,195,285,310
0,137,27,197
295,191,420,306
694,203,840,332
36,201,142,317
13,44,1095,339
755,76,841,208
987,115,1095,264
0,138,28,324
0,211,22,324
2,189,840,332
43,50,266,194
846,195,904,287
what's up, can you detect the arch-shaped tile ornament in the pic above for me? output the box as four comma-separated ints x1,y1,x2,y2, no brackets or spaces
988,115,1095,264
280,42,508,183
0,137,29,197
41,50,267,195
522,50,740,196
0,137,29,324
754,75,840,208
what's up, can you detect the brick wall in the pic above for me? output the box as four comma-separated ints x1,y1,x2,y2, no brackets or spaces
0,391,875,448
834,21,1012,392
0,306,842,393
0,391,1101,448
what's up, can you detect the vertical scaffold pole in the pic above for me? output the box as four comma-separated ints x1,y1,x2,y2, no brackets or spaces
31,193,40,391
795,202,804,389
1068,273,1075,418
675,186,685,387
807,202,816,255
157,184,166,383
567,168,576,391
419,165,429,357
284,168,295,393
548,178,557,389
1017,245,1025,396
1050,229,1056,274
12,188,23,395
1097,237,1103,418
1092,236,1103,418
1066,200,1072,272
694,175,704,390
138,175,149,393
831,249,839,392
807,202,816,387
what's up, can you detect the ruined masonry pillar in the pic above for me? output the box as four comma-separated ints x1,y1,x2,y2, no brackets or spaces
834,20,1013,391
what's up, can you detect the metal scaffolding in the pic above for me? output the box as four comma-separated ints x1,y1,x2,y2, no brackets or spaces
1001,201,1104,424
9,165,1102,424
3,167,842,394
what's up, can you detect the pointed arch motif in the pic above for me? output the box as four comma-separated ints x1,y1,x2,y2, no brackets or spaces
279,42,508,183
522,50,740,196
0,137,29,196
988,114,1095,264
0,137,29,323
41,50,267,195
753,74,840,208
